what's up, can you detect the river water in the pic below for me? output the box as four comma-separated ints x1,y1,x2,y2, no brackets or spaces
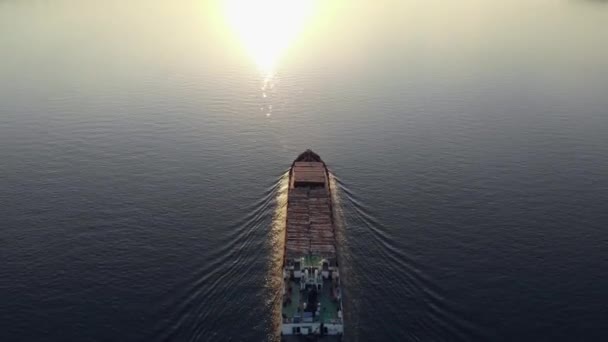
1,1,608,341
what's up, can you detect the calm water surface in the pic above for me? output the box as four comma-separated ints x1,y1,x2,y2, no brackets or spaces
1,1,608,341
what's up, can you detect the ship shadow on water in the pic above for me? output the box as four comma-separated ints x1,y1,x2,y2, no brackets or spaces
329,175,489,341
326,173,357,342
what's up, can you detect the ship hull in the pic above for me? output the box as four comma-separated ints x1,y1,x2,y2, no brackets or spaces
280,150,344,339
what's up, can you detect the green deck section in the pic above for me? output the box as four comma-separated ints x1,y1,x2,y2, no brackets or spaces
282,278,341,323
302,255,323,267
282,281,301,318
320,280,340,322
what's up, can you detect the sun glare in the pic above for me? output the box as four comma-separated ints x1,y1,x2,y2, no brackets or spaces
223,0,316,76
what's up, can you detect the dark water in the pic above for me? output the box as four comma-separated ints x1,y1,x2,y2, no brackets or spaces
2,1,608,341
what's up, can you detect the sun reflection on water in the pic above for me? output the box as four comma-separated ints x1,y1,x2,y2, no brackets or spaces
266,172,289,339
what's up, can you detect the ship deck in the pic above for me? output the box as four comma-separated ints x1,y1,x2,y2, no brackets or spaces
282,278,341,324
285,162,336,261
281,151,343,338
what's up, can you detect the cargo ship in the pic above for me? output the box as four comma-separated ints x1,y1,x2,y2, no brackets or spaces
281,150,344,339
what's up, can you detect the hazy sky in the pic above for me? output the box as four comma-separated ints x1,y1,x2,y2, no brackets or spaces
0,0,606,106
